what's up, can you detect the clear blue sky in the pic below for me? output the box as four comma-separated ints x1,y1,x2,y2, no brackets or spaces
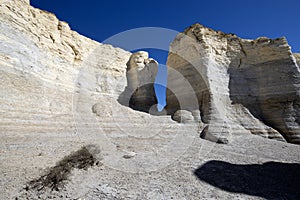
30,0,300,110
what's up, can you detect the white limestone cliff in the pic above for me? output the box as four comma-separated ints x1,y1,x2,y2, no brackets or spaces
166,23,300,144
0,0,131,135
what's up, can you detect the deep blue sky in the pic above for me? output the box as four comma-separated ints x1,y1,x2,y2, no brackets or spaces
30,0,300,109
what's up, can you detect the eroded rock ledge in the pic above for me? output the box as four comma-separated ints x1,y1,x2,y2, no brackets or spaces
166,23,300,144
0,0,130,135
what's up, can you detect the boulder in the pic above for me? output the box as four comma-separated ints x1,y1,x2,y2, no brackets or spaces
172,110,194,123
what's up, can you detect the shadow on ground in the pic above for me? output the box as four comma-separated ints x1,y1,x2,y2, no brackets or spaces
194,160,300,199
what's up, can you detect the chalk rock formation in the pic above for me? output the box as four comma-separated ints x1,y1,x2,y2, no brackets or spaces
119,51,158,113
1,1,300,200
0,0,131,135
1,3,195,197
166,23,300,144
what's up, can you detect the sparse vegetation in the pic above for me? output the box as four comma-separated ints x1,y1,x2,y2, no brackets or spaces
27,145,100,192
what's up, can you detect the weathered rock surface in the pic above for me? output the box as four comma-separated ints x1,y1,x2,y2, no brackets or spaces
119,51,158,113
0,0,131,136
0,1,300,200
166,23,300,144
172,109,202,124
172,110,194,123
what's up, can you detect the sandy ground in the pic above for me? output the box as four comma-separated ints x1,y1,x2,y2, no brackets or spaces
1,107,300,200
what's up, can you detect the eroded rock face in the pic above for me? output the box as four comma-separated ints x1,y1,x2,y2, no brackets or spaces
119,51,158,113
0,0,130,135
166,23,300,144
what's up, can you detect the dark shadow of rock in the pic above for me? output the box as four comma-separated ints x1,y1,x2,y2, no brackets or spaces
128,84,158,113
194,160,300,199
117,83,159,114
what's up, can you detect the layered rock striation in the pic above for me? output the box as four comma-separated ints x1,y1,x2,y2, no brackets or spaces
0,0,131,135
166,23,300,144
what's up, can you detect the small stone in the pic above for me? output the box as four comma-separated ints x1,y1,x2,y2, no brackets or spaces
123,152,136,159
